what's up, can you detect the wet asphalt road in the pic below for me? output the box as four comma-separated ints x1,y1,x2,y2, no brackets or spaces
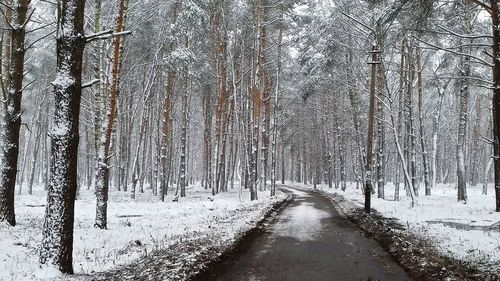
204,187,411,281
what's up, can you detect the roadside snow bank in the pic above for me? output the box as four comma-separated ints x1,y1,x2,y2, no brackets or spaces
0,184,286,281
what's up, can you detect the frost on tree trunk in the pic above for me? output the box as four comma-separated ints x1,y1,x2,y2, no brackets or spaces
376,60,385,199
202,84,213,192
160,69,174,201
28,100,44,195
456,57,470,203
457,72,469,202
365,45,379,213
0,0,30,227
250,86,260,201
270,3,283,195
94,0,127,229
40,0,86,274
489,0,500,212
212,14,229,196
416,47,430,196
470,96,482,186
394,38,406,201
404,44,417,197
159,0,179,201
179,40,189,198
431,81,447,192
259,0,271,192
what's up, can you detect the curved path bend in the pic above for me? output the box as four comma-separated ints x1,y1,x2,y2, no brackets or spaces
202,186,411,281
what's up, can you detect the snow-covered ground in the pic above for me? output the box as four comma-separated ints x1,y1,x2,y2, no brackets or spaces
294,182,500,272
0,184,286,281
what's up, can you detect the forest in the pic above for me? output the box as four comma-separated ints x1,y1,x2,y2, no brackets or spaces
0,0,499,280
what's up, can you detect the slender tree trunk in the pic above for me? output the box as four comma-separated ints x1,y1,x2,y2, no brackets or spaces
491,0,500,211
390,112,416,207
470,96,482,186
281,134,285,184
484,150,493,195
405,46,417,196
365,45,379,213
457,55,470,203
18,124,32,194
395,39,406,201
160,69,175,201
93,0,103,159
202,84,213,191
94,0,127,229
270,3,283,196
159,0,179,201
431,88,445,191
179,35,189,198
131,66,160,199
28,110,43,195
250,85,260,201
376,61,385,199
416,47,431,196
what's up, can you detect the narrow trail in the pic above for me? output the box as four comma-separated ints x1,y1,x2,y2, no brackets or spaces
199,186,411,281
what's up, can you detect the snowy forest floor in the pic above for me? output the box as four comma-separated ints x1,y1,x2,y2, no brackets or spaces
296,182,500,280
0,184,288,281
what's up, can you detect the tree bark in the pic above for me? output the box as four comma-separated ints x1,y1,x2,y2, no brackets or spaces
0,0,31,226
416,47,431,196
94,0,128,229
376,60,385,199
365,45,379,213
457,55,470,203
40,0,86,273
159,0,179,201
179,35,189,198
482,0,500,211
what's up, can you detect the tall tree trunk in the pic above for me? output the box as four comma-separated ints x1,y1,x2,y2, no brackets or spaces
376,61,385,199
40,0,86,273
457,55,470,203
160,69,175,201
364,45,379,213
130,64,160,199
470,96,482,187
93,0,103,157
405,45,417,196
28,108,43,194
431,83,446,191
281,134,285,184
202,84,213,191
179,35,189,198
94,0,127,229
0,0,31,226
159,0,179,201
270,2,283,196
255,0,270,192
250,85,260,201
395,38,406,201
491,0,500,211
416,47,431,196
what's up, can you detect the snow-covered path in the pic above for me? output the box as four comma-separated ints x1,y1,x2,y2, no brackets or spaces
200,186,411,281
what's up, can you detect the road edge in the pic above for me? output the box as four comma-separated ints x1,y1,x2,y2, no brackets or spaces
187,188,294,281
315,190,500,281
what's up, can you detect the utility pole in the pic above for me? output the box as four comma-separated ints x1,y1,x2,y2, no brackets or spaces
365,44,381,213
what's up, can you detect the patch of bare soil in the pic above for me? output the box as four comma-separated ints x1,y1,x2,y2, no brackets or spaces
83,192,292,281
324,192,500,281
